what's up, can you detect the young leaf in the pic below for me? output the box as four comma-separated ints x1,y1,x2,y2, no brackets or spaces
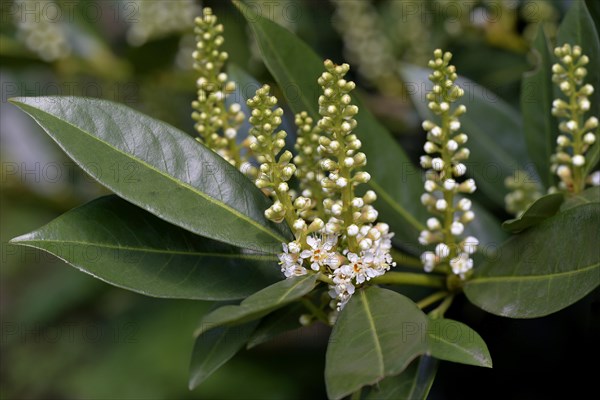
364,356,438,400
194,274,318,336
246,302,304,349
325,287,429,400
9,96,291,253
427,319,492,368
465,203,600,318
400,64,532,207
521,26,556,189
189,321,259,389
9,195,281,300
502,193,565,233
233,0,428,247
560,186,600,211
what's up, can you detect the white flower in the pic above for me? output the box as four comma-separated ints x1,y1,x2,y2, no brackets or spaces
462,236,479,254
330,265,356,310
427,217,441,230
419,230,433,245
300,235,337,271
447,139,458,152
347,224,359,236
279,242,307,278
432,158,444,171
583,132,596,144
346,252,376,284
435,243,450,259
421,251,436,272
457,198,472,211
450,252,473,277
572,155,585,167
443,179,456,191
450,221,464,235
436,199,448,211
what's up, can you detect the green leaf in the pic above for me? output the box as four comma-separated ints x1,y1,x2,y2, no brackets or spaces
194,274,318,336
558,0,600,116
364,356,438,400
427,319,492,368
10,195,281,300
233,0,428,247
521,26,556,189
465,203,600,318
560,186,600,211
502,193,564,233
400,64,531,207
189,321,259,389
9,96,291,253
325,287,429,400
246,302,304,349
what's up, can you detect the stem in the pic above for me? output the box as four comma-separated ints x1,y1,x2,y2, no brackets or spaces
350,387,362,400
390,248,423,268
316,273,333,285
370,272,445,288
567,64,585,194
416,291,448,309
337,144,359,252
301,297,329,325
429,294,454,319
440,109,457,260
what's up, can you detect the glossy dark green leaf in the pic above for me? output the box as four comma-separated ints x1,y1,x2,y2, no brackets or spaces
465,204,600,318
560,186,600,211
586,0,600,36
400,64,531,207
189,320,259,389
9,96,291,253
364,356,438,400
194,274,318,336
9,195,281,300
502,193,564,233
521,26,556,189
246,302,304,349
427,319,492,368
558,0,600,115
233,0,428,247
325,287,429,400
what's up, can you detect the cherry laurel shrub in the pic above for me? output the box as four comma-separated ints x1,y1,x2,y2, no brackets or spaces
9,3,599,399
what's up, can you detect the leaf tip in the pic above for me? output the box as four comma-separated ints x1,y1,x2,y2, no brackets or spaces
8,233,33,244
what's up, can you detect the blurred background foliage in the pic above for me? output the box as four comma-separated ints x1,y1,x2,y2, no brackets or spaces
0,0,598,399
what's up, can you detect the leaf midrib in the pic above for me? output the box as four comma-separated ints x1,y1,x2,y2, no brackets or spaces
361,290,385,376
470,262,600,284
12,238,278,261
430,333,487,366
13,99,288,245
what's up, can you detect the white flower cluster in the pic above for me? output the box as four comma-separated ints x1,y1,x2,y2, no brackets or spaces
191,8,249,171
418,50,478,279
260,60,396,310
127,0,199,46
15,0,71,62
279,223,395,310
550,44,599,192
